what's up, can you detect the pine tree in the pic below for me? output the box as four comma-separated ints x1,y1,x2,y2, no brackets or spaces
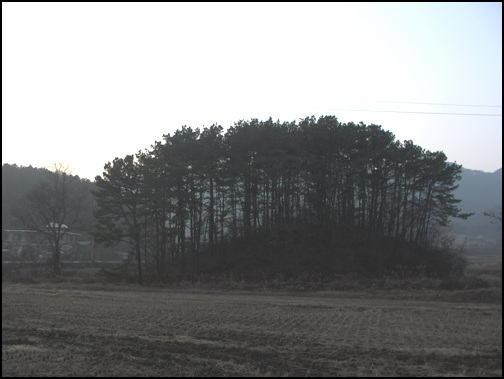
92,155,146,283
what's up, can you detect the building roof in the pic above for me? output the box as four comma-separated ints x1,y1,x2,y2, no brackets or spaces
47,222,69,229
4,228,81,236
4,229,38,233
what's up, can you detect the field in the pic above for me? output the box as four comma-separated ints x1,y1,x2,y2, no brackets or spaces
2,279,502,377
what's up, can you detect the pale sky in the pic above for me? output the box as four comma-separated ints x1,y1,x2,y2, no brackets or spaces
2,2,502,181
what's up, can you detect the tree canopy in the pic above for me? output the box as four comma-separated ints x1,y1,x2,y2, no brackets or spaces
92,116,471,283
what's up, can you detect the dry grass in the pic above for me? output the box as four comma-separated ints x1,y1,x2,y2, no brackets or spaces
2,281,502,377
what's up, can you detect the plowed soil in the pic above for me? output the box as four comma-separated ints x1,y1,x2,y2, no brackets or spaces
2,284,502,376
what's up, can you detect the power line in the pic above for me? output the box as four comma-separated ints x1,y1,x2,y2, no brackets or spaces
327,108,502,116
375,101,502,108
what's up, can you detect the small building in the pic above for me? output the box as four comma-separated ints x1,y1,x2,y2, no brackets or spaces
465,235,486,248
2,227,81,261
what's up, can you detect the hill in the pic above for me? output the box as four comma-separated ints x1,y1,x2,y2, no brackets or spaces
449,167,502,240
2,163,95,229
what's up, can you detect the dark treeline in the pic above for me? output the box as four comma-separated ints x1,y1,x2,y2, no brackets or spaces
92,116,471,283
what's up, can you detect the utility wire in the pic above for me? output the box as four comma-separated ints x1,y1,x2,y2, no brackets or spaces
375,101,502,108
327,108,502,116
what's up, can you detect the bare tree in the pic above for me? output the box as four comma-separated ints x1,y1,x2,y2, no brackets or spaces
484,206,502,230
12,163,93,275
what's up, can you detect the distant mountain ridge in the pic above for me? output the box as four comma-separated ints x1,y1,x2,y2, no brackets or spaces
456,167,502,211
450,167,502,239
2,164,95,229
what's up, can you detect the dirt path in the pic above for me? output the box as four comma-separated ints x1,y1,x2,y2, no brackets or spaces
2,284,502,376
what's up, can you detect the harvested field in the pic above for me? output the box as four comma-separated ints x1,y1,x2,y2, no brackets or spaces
2,283,502,377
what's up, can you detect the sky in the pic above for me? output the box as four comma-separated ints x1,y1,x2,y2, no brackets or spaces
2,2,502,181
